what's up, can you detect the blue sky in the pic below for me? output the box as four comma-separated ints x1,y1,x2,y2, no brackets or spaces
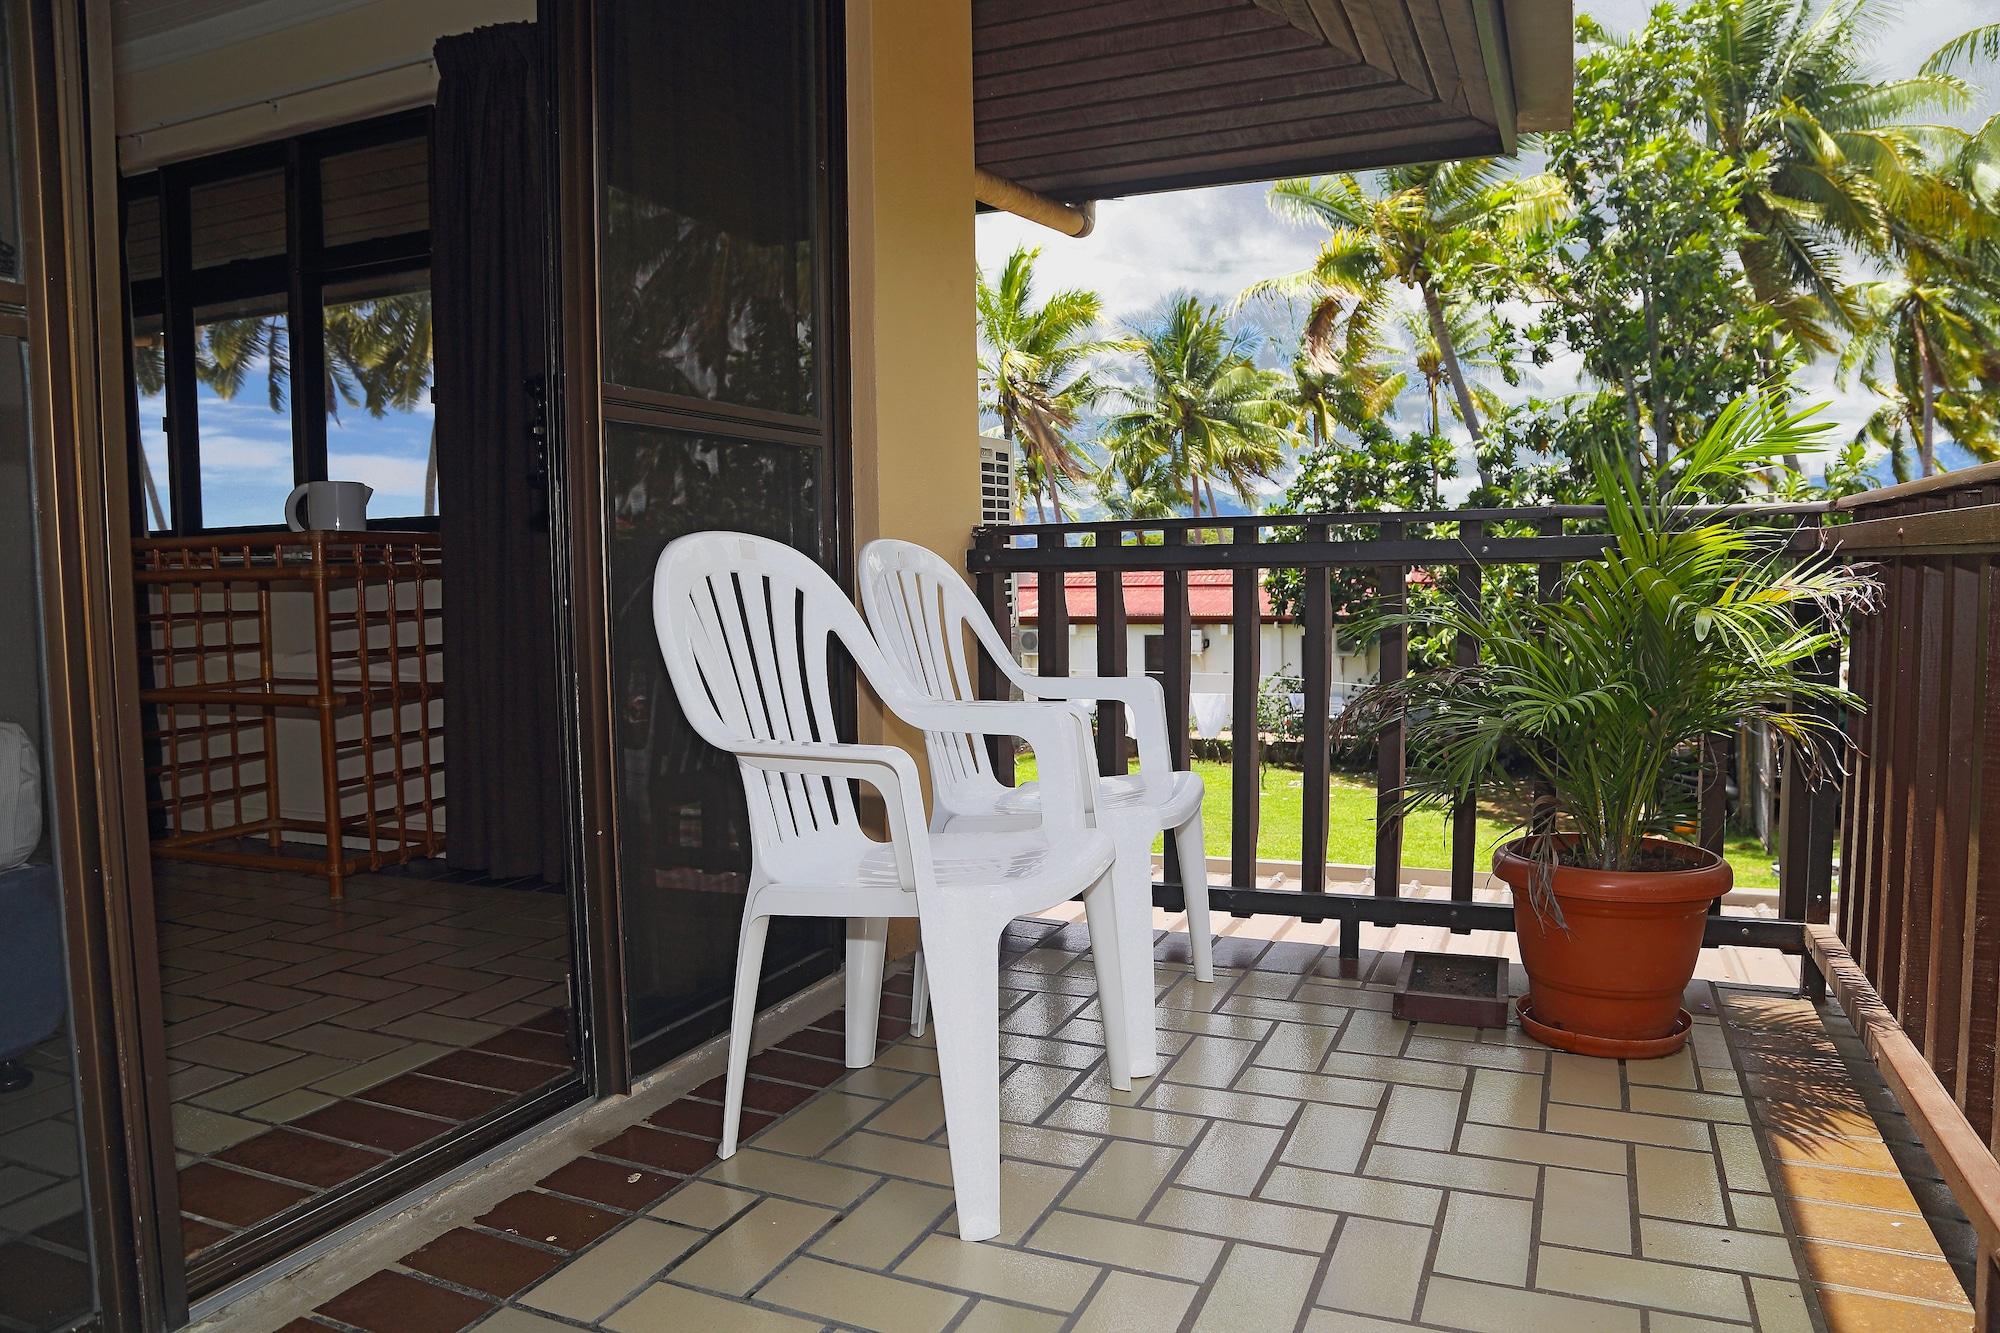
974,0,2000,504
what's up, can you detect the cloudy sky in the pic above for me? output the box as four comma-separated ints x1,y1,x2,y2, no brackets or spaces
974,0,2000,501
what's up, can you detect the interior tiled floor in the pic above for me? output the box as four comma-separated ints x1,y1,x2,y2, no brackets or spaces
157,858,576,1257
265,914,1973,1333
0,1034,94,1332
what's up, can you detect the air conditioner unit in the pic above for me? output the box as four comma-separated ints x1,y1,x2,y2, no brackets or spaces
1019,627,1040,655
978,437,1014,526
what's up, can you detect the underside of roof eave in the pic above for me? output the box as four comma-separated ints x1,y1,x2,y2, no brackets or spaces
1501,0,1576,134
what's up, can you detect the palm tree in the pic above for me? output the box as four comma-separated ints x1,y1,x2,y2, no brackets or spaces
1102,295,1297,518
976,245,1118,522
1698,0,1973,348
1841,272,2000,477
1395,301,1501,439
1258,164,1562,490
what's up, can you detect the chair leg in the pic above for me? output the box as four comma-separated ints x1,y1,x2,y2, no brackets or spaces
1112,826,1160,1080
845,916,890,1068
720,911,771,1159
1081,868,1133,1092
909,950,929,1038
920,910,1005,1242
1174,811,1215,983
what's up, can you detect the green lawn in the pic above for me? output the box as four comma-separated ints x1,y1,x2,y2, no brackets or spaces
1013,755,1779,889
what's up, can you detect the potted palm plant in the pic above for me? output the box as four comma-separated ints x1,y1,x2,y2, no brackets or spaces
1344,397,1875,1058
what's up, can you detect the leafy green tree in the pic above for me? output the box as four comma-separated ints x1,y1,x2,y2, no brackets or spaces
976,244,1118,522
1101,295,1297,518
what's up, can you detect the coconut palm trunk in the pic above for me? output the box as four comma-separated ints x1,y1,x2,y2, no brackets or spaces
1420,284,1491,490
1913,319,1937,478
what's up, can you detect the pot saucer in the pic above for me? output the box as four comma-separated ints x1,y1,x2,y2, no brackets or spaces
1516,998,1692,1059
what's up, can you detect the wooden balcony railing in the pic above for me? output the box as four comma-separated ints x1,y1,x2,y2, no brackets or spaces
966,503,1831,969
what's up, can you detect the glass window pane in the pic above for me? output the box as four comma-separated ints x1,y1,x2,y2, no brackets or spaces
603,425,835,1065
131,315,172,532
321,136,429,249
0,336,99,1329
0,12,24,284
598,1,819,416
189,168,286,271
324,275,435,517
194,296,294,529
123,193,160,285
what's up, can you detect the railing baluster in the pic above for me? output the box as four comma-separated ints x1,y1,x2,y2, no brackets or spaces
1450,521,1482,931
1302,520,1331,931
1096,559,1128,776
1038,559,1071,682
1700,734,1728,918
1900,529,1951,1050
1375,520,1407,907
974,528,1014,785
1231,522,1262,908
1162,528,1192,891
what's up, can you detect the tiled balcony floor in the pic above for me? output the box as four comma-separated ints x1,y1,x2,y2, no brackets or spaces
255,915,1973,1333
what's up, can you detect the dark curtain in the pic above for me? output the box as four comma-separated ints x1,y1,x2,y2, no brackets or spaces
432,24,563,882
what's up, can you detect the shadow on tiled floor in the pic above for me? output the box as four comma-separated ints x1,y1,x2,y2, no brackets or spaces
248,912,1973,1333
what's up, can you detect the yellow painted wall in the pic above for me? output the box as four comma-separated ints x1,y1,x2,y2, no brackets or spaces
844,0,979,955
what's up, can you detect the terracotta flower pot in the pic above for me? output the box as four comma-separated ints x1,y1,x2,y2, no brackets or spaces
1492,836,1730,1059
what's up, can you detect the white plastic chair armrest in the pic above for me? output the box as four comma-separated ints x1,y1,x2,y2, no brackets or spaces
1020,672,1176,804
888,697,1099,837
735,741,932,892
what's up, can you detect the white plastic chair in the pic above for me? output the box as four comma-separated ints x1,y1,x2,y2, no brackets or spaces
857,538,1215,1082
651,532,1129,1241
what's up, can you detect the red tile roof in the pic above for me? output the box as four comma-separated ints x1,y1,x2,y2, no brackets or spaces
1017,569,1280,624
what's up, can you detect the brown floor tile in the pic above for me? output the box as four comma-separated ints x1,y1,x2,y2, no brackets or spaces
356,1072,511,1122
521,1008,567,1034
217,1128,389,1189
538,1155,681,1211
294,1099,453,1153
592,1125,717,1174
400,1226,563,1298
418,1048,563,1094
0,1240,92,1327
177,1162,311,1228
271,1321,340,1333
747,1048,846,1088
775,1027,848,1061
472,1026,572,1066
317,1270,493,1333
181,1215,232,1255
741,1077,819,1115
476,1190,622,1252
647,1097,774,1141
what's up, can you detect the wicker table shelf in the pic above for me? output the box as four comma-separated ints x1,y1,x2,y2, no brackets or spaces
135,531,444,898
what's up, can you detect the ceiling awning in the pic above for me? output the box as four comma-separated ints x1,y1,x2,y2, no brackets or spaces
973,0,1573,202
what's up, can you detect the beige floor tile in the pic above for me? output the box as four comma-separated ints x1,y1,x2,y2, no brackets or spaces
1178,1119,1284,1195
1070,1269,1200,1333
758,1254,967,1333
1627,1084,1752,1125
668,1197,837,1298
895,1234,1100,1313
1258,1163,1442,1226
967,1159,1076,1247
832,1065,922,1100
1405,1036,1545,1074
1304,1309,1431,1333
188,1053,350,1114
1001,1123,1101,1168
1279,1103,1377,1175
600,1282,818,1333
1456,1122,1626,1174
1535,1245,1752,1322
1419,1275,1642,1333
1547,1052,1622,1109
1140,1081,1301,1127
1639,1217,1801,1279
244,1088,336,1124
381,1013,504,1047
1256,1021,1339,1072
1163,1034,1257,1089
1026,1209,1224,1282
307,1042,450,1096
1149,1186,1337,1252
1647,1313,1747,1333
651,1180,760,1231
475,1307,593,1333
874,1044,941,1076
1362,1143,1538,1198
1465,1068,1543,1130
953,1299,1065,1333
1747,1277,1815,1333
1064,1139,1183,1219
1543,1102,1710,1151
999,1062,1085,1125
1319,1051,1466,1090
1375,1084,1460,1151
1191,1243,1320,1332
809,1178,952,1268
1336,1012,1411,1057
1728,1189,1783,1232
519,1219,704,1321
1433,1191,1531,1286
820,1130,954,1187
1317,1216,1428,1321
754,1092,883,1159
1233,1065,1385,1109
1040,1098,1207,1146
170,1103,263,1155
705,1146,879,1208
1712,1123,1772,1194
1539,1166,1633,1254
1634,1144,1729,1224
1626,1046,1700,1089
869,1080,946,1141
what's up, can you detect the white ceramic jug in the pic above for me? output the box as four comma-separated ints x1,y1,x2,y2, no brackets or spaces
283,480,373,532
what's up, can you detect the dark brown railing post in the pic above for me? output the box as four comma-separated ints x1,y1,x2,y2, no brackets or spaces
1162,528,1192,891
1302,520,1332,929
973,527,1015,784
1231,523,1262,901
1375,520,1407,908
1700,734,1729,920
1095,554,1129,776
1449,521,1483,932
